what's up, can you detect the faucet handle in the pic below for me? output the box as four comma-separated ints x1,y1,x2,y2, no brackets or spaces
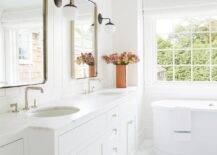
31,99,38,109
10,103,19,113
91,85,95,92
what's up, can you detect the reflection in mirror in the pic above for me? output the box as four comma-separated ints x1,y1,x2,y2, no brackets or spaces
72,0,97,79
0,0,46,88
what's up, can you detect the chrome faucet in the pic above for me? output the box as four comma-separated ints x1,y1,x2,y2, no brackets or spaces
86,78,101,94
24,86,44,110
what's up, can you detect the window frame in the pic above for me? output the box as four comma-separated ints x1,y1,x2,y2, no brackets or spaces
17,29,33,65
156,16,217,83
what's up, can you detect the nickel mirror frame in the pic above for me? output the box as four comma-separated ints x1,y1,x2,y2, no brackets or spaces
0,0,48,89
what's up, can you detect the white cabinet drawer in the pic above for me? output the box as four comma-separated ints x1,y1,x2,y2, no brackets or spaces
0,139,24,155
59,113,108,155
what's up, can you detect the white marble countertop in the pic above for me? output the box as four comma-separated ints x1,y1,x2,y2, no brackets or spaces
0,87,138,145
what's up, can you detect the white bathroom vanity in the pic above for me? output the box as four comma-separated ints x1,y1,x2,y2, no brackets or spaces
0,88,138,155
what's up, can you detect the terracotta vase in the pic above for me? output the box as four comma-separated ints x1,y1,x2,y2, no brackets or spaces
116,65,126,88
89,65,96,77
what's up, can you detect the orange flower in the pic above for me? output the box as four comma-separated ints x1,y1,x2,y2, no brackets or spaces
76,52,95,66
102,52,140,65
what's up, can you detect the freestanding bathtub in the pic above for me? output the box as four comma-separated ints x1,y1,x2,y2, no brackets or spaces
152,100,217,155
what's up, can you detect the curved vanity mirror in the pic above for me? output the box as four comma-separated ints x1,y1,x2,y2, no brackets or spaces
0,0,47,88
72,0,98,79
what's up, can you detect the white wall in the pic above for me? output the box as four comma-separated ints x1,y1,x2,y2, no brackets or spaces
0,0,114,113
0,10,5,84
111,0,146,144
0,23,4,84
112,0,140,87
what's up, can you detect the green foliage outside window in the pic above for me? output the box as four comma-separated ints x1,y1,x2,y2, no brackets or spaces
212,67,217,80
175,51,191,65
193,67,210,81
193,50,209,65
175,66,191,81
212,50,217,64
157,51,173,65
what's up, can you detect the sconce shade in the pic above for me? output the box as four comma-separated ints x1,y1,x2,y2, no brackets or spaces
63,1,78,21
54,0,62,7
104,21,116,33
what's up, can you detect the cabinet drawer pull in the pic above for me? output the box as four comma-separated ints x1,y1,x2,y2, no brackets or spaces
113,147,118,152
128,120,133,125
112,129,118,135
112,114,117,118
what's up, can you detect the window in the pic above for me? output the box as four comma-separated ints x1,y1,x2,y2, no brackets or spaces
157,16,217,82
18,29,33,64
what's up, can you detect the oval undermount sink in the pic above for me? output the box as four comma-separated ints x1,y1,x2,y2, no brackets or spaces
29,106,80,118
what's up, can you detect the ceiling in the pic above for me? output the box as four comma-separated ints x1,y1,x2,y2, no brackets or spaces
0,0,41,10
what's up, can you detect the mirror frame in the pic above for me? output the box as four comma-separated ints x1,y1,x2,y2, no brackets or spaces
71,0,98,79
1,0,48,89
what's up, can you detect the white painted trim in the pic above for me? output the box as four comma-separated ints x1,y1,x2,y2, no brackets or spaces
143,2,217,15
143,16,157,84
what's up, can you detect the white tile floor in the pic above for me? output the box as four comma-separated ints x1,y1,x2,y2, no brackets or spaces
137,139,153,155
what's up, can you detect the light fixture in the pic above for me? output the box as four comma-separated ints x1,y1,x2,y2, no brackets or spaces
98,13,116,33
104,21,116,33
63,0,78,21
54,0,78,21
54,0,62,7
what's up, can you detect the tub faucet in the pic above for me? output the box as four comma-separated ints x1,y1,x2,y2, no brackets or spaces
24,86,44,111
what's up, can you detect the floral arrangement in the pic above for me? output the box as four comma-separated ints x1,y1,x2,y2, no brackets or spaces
76,52,95,66
102,52,140,65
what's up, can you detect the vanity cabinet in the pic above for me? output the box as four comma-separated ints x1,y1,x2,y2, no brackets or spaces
0,139,24,155
59,112,108,155
119,98,137,155
27,93,137,155
59,107,119,155
65,136,105,155
119,117,136,155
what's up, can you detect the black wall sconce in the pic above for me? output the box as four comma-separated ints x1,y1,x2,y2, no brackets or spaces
98,13,116,33
98,13,114,25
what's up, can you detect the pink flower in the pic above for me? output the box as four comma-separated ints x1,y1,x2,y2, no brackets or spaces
76,52,95,66
102,52,140,65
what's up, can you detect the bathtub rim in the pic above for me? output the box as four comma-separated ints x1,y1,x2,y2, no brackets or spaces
151,99,217,112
